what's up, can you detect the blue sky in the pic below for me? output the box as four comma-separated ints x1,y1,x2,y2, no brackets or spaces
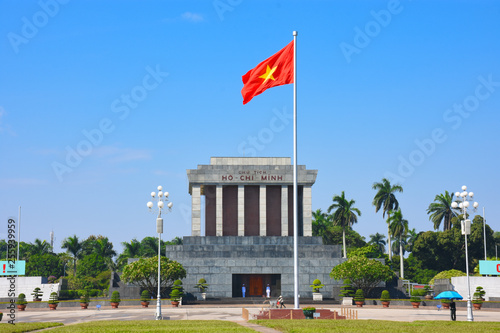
1,0,499,256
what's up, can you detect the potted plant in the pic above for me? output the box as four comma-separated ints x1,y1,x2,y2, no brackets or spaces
424,286,433,300
302,307,316,319
80,291,90,309
170,289,183,307
110,291,120,308
195,278,209,300
475,286,485,300
31,287,43,302
472,289,484,310
48,292,59,310
354,289,364,307
380,290,391,308
339,278,354,305
441,298,451,309
16,293,28,311
410,296,421,308
140,290,151,308
310,279,324,301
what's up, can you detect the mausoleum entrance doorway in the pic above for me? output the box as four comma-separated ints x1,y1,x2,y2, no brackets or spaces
232,274,281,297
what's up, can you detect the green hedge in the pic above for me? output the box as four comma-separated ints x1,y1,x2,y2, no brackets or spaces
59,289,103,299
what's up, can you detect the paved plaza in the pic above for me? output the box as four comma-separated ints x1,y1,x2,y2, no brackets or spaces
8,304,500,327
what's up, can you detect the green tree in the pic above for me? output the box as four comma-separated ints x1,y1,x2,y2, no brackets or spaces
368,233,386,254
121,256,186,297
77,253,108,278
312,209,332,244
140,236,165,257
165,237,183,245
326,226,366,249
427,191,458,231
405,228,418,253
26,253,63,277
429,269,466,285
347,244,384,258
61,235,82,276
81,235,116,258
330,256,394,296
404,253,437,284
117,238,142,270
388,209,408,279
372,178,403,261
328,191,362,258
31,238,52,255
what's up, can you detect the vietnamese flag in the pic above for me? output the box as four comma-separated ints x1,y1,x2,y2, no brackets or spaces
241,40,294,104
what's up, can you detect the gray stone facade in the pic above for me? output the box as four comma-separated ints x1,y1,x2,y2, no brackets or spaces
187,157,318,237
166,236,344,299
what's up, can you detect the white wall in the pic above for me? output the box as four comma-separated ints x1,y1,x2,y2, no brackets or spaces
452,276,500,301
0,276,61,301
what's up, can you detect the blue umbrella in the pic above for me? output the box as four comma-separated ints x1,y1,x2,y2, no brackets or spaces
434,290,463,300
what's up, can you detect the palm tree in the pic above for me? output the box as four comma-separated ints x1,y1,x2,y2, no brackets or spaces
312,209,332,244
121,239,142,258
392,234,409,256
328,191,361,258
427,191,458,231
61,235,82,276
31,238,52,255
388,209,408,279
93,236,117,259
405,228,418,253
368,232,386,254
372,178,403,260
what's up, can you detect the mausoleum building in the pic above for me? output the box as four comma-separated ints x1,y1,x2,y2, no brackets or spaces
165,157,343,299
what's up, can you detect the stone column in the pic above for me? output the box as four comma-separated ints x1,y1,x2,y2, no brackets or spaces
303,185,312,236
216,185,223,236
281,185,288,236
238,185,245,236
259,185,266,236
191,185,201,236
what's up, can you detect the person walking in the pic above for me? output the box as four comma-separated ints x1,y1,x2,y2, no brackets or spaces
450,300,456,321
277,295,286,308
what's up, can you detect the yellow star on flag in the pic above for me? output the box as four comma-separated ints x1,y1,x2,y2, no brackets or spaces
259,65,277,84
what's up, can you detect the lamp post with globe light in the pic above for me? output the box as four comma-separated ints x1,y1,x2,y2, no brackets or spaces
147,186,173,320
451,185,478,322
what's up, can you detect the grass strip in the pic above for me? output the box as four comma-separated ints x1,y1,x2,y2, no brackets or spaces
0,322,64,333
47,320,255,332
251,319,500,333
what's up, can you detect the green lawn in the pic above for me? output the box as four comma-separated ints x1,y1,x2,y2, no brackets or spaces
46,320,255,332
0,322,63,333
251,319,500,333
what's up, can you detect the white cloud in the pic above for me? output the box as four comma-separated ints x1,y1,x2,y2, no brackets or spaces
181,12,204,22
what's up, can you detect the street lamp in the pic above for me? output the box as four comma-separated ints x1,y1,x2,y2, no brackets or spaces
147,185,173,320
451,185,478,322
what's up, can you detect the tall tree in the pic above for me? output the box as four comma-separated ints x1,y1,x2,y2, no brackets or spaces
31,238,52,255
427,191,458,231
405,228,418,253
372,178,403,260
122,238,142,257
328,191,361,258
312,209,332,244
61,235,82,276
388,209,408,278
368,233,386,254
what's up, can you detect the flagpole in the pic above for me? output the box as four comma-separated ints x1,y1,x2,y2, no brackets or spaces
292,30,299,309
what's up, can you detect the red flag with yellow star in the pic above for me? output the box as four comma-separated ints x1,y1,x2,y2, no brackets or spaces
241,40,294,104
